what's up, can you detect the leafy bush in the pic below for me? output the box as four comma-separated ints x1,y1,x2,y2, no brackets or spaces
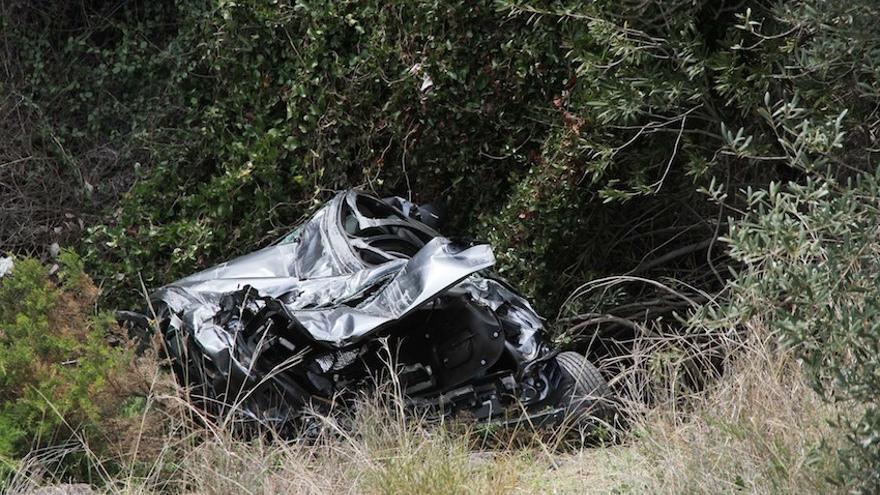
698,31,880,487
0,255,127,467
2,0,876,307
0,1,181,253
718,170,880,491
36,0,565,306
487,0,879,309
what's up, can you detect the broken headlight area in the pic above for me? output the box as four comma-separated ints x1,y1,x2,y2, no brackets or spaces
123,190,609,431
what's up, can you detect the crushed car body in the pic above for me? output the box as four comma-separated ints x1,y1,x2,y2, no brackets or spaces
122,190,608,430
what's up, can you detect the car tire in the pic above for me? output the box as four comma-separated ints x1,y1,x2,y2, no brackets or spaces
556,351,611,418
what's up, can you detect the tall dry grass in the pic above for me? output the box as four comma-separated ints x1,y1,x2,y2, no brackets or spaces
608,321,844,494
4,319,845,494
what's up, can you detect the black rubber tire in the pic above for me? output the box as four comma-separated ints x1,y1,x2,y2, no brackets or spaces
555,351,610,417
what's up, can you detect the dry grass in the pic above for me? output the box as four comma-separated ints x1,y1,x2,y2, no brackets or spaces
608,326,844,494
4,320,845,495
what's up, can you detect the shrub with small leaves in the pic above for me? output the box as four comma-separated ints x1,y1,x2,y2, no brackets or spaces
717,171,880,492
0,254,127,468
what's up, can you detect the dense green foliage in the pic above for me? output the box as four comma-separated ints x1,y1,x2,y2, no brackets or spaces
2,0,880,488
721,171,880,492
5,0,874,313
0,255,126,465
5,0,770,309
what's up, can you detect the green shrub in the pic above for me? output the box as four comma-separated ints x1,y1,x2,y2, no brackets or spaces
717,170,880,491
699,74,880,489
0,0,868,317
0,255,127,467
72,0,573,307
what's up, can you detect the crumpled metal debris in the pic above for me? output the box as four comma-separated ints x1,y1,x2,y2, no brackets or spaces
124,190,607,430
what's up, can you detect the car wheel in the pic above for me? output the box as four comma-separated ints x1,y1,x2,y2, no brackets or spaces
556,351,611,418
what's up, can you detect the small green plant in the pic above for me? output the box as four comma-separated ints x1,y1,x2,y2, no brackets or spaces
0,255,127,470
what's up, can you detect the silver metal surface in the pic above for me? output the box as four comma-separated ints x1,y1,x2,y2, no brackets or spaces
152,190,544,361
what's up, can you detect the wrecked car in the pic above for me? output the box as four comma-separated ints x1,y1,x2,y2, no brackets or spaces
121,190,609,431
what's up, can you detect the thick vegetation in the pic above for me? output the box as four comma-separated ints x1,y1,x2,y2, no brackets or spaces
721,171,880,489
0,255,137,469
2,0,879,491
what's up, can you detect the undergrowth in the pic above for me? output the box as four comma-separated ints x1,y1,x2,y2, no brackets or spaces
3,318,842,494
0,255,174,483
